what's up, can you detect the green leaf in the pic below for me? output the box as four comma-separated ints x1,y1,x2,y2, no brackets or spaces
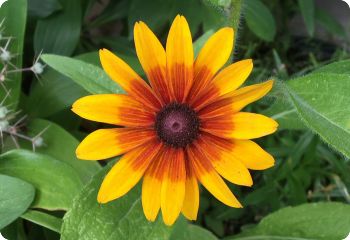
0,0,27,109
26,118,101,183
282,73,350,158
0,150,82,210
21,210,62,233
227,202,350,240
28,0,62,18
313,59,350,74
245,0,276,41
297,0,315,37
315,7,346,38
61,164,173,240
34,0,81,55
41,54,124,94
263,101,305,130
182,225,218,240
0,174,35,229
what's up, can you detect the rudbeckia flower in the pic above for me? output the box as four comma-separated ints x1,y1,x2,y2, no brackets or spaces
72,15,278,226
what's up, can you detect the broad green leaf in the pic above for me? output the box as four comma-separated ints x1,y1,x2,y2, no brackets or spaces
0,150,82,210
61,164,173,240
26,119,101,183
0,174,35,229
245,0,276,41
282,73,350,158
41,54,124,94
264,60,350,130
315,8,346,38
227,202,350,240
21,210,62,233
182,225,218,240
0,0,27,109
297,0,315,37
28,0,62,18
263,101,305,130
28,51,140,118
34,0,81,55
313,59,350,74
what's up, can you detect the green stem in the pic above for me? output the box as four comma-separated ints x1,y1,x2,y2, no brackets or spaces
230,0,245,61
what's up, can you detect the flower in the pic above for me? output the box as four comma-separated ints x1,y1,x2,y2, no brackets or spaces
72,15,278,226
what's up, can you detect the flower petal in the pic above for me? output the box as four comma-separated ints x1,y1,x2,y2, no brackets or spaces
161,148,186,226
191,59,253,109
97,140,162,203
76,128,156,160
134,22,170,103
230,139,275,170
199,80,274,119
142,147,167,222
201,112,278,139
99,49,161,110
188,28,234,102
166,15,194,102
187,145,242,208
72,94,155,127
181,158,199,221
196,133,253,186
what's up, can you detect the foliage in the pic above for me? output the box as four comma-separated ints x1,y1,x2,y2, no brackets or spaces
0,0,349,239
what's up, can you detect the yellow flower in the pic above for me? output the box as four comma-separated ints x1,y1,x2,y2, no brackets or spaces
72,15,278,226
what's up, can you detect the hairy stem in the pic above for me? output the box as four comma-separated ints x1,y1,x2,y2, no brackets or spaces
230,0,244,61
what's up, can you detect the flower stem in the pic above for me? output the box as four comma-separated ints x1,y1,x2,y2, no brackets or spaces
230,0,244,61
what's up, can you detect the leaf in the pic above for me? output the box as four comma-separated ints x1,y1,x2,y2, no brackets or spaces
41,54,124,94
263,101,305,130
297,0,315,37
315,7,346,38
282,73,350,158
228,202,350,240
61,164,173,240
28,0,62,18
21,210,62,233
34,0,81,55
0,0,27,109
313,59,350,74
244,0,276,41
182,225,218,240
26,118,101,183
0,150,83,210
0,174,35,229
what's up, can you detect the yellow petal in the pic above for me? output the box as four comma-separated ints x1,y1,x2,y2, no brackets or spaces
189,27,234,101
181,164,199,221
72,94,154,127
199,80,274,119
228,80,274,112
201,112,278,139
196,134,253,186
161,148,186,226
76,128,155,160
97,140,162,203
231,140,275,170
191,59,253,110
212,59,253,96
134,22,170,103
166,15,194,102
142,148,167,222
230,113,278,139
187,146,242,208
99,49,161,110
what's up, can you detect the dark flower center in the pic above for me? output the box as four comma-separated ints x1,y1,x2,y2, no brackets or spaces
155,102,200,148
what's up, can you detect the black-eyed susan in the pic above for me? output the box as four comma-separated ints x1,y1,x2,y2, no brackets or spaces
72,15,278,226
